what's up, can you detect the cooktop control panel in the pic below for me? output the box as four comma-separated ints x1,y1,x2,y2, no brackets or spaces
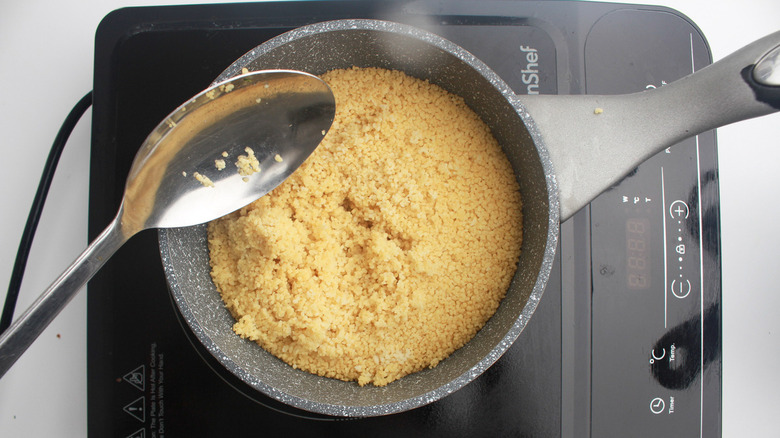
586,9,721,437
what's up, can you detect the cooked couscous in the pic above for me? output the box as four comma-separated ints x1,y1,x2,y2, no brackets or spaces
235,146,261,178
193,171,214,188
207,67,523,386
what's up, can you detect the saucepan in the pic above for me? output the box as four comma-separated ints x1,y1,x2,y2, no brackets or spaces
159,20,780,417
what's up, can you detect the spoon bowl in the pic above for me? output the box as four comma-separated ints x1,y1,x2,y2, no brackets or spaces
0,70,335,377
123,70,336,234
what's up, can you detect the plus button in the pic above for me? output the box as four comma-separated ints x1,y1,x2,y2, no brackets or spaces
669,200,689,219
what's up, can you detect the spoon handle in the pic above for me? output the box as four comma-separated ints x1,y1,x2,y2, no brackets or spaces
0,217,129,378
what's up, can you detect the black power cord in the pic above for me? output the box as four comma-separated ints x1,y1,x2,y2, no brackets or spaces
0,91,93,333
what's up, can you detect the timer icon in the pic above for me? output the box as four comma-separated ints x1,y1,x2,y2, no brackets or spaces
650,397,665,414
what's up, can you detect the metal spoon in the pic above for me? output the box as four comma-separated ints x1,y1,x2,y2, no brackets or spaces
0,70,336,377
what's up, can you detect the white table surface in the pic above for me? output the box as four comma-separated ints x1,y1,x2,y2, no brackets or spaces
0,0,777,436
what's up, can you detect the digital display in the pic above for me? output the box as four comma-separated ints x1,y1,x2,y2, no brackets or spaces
626,217,650,289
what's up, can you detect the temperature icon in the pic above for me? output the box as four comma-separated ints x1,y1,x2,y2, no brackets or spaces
649,348,666,364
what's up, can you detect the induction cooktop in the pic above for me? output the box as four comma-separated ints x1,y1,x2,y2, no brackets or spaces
88,1,721,436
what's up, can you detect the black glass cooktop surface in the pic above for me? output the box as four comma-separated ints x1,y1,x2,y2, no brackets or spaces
88,1,721,436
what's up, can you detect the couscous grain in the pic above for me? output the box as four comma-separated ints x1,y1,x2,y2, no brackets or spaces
193,171,214,188
207,67,523,386
235,146,261,177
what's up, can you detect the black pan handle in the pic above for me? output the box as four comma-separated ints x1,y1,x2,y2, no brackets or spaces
743,43,780,109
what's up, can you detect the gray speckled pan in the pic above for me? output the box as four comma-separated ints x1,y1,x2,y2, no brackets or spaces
159,20,780,416
160,19,558,417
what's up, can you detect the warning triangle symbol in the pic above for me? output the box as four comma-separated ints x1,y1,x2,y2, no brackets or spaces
123,396,146,423
123,365,145,392
127,429,146,438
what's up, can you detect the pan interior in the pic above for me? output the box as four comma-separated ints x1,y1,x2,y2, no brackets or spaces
159,20,556,416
